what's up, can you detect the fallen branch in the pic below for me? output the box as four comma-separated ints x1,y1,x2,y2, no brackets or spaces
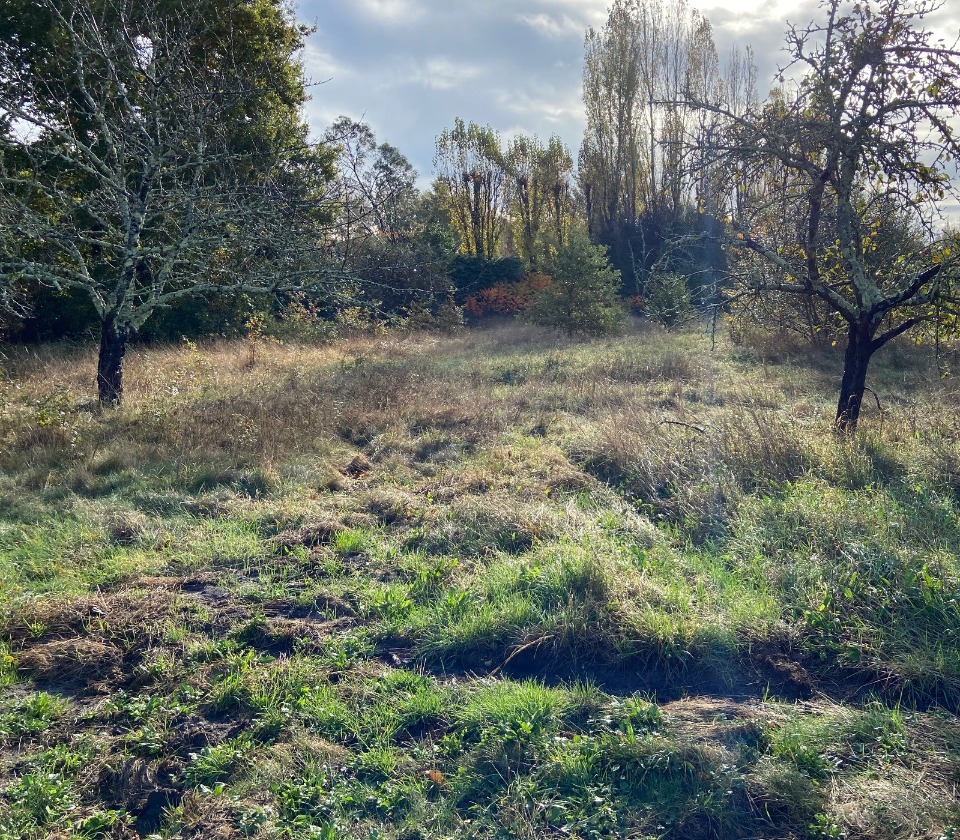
659,419,708,435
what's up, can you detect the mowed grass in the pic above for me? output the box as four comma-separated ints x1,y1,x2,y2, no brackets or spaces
0,321,959,838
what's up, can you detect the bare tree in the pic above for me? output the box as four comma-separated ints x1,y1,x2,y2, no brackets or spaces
323,117,452,311
0,0,333,405
324,117,418,268
578,0,746,289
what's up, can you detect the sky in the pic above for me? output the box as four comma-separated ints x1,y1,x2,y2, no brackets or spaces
298,0,960,192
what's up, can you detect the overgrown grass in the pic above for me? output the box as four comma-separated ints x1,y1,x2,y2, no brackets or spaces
1,321,959,838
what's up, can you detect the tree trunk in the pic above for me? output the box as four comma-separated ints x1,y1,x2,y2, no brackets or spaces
835,323,872,433
97,318,130,407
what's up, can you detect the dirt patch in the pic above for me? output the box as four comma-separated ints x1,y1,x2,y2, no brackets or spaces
131,575,195,590
751,642,814,699
179,579,233,606
342,454,372,478
262,594,356,619
98,756,185,835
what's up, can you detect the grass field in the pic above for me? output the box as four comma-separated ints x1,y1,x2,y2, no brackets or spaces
1,320,959,839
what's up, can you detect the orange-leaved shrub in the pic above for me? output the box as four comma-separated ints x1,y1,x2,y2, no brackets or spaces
465,273,551,318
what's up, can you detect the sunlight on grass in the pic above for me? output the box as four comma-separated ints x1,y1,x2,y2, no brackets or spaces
2,322,960,838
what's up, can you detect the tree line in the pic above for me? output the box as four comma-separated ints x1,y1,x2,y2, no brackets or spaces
2,0,960,430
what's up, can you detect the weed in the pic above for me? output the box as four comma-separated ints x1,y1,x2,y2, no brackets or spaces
0,691,69,737
184,734,255,787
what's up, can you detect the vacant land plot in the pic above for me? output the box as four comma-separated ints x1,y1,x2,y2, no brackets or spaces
1,321,959,839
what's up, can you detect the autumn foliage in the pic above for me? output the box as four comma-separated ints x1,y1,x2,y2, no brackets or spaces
465,273,552,318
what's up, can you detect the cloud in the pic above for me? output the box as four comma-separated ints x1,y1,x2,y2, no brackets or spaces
301,44,348,83
352,0,424,25
518,12,584,40
406,57,483,91
307,0,958,186
495,85,583,127
524,0,607,28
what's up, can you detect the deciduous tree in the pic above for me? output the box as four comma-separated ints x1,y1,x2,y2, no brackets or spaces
698,0,960,431
0,0,334,405
324,117,452,313
505,134,574,270
434,119,508,260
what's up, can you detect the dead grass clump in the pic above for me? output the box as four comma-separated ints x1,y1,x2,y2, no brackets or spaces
545,465,596,493
331,359,499,451
271,518,345,554
406,496,551,557
363,488,419,526
573,404,810,536
589,344,704,385
727,320,838,369
16,638,123,690
170,788,241,839
5,589,176,646
103,509,151,545
237,616,354,654
830,768,956,840
745,758,826,833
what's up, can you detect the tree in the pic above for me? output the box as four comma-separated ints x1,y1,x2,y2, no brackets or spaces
0,0,333,405
526,229,626,336
505,134,574,270
324,117,452,314
434,119,508,260
324,117,418,265
698,0,960,431
578,0,751,291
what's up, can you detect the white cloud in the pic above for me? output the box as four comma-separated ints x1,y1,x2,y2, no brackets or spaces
496,86,583,126
518,12,583,39
302,44,348,82
406,57,483,91
353,0,424,25
525,0,607,28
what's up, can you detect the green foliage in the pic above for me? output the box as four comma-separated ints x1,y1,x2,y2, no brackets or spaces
434,119,508,259
504,133,575,269
526,231,626,336
1,772,77,832
183,734,254,787
449,255,525,303
0,692,68,737
644,271,697,328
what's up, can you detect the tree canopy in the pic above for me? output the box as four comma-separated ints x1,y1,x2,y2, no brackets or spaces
0,0,334,404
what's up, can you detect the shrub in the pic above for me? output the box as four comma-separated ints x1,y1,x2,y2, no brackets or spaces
525,231,626,337
464,273,551,318
644,271,697,328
